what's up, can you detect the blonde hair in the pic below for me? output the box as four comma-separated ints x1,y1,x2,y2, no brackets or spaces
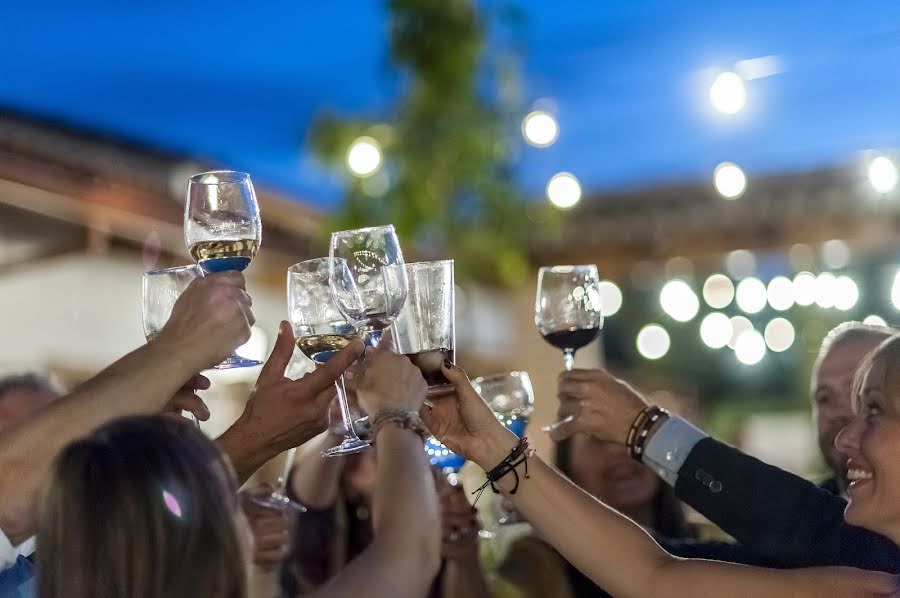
38,416,248,598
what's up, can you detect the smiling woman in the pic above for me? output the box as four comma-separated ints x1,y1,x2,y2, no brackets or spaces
837,334,900,546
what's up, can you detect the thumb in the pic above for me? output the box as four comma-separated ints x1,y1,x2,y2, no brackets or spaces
373,327,395,353
257,321,294,387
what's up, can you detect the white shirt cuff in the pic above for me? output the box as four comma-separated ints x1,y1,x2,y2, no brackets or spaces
641,415,707,486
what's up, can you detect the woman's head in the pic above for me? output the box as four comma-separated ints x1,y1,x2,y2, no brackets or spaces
38,416,250,598
836,334,900,543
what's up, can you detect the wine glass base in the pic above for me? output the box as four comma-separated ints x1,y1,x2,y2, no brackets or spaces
322,437,371,457
214,354,263,370
251,492,306,512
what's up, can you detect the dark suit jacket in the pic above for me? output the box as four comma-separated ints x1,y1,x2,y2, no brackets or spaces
674,437,900,573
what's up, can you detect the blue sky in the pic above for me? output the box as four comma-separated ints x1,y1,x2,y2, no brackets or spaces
2,1,899,208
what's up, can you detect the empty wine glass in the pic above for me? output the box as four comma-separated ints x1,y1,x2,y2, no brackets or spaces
329,225,407,347
473,371,534,526
184,170,262,369
289,258,370,457
535,265,603,371
142,264,202,426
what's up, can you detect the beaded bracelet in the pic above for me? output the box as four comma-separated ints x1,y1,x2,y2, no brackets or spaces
371,409,430,441
626,405,669,460
471,437,532,505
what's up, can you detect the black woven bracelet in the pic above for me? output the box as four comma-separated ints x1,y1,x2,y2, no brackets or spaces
471,437,531,505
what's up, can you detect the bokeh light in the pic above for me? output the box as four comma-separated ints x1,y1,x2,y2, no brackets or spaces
346,136,382,177
863,314,887,327
728,316,753,349
597,280,623,317
735,329,766,365
814,273,837,309
764,318,795,352
735,277,767,314
766,276,795,311
702,274,735,309
891,270,900,310
660,280,700,322
868,156,898,193
821,240,850,270
547,172,582,209
725,249,756,279
522,110,559,147
832,275,859,311
700,312,733,349
792,272,817,306
714,162,747,199
637,324,671,360
709,72,746,115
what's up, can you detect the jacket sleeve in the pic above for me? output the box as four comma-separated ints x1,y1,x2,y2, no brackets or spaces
674,437,900,572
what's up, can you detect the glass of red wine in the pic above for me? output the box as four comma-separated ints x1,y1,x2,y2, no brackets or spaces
392,260,455,388
184,170,262,369
535,265,603,371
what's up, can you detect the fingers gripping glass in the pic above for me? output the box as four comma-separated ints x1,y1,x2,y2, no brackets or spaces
535,265,604,371
184,170,262,369
289,258,370,457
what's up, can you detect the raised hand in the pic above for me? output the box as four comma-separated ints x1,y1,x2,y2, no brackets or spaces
159,373,211,423
546,369,648,444
420,362,517,470
231,320,364,454
355,334,427,415
241,485,292,571
438,474,482,561
156,271,256,371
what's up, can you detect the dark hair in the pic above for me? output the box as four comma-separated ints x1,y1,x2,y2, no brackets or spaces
37,416,248,598
554,438,695,539
0,373,55,400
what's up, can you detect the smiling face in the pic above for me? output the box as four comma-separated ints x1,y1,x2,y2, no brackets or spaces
835,337,900,544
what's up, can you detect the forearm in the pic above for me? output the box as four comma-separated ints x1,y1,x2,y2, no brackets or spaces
0,341,195,543
289,432,345,508
442,556,491,598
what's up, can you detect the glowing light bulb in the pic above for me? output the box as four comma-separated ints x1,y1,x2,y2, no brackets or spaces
346,137,382,177
547,172,582,209
709,72,746,115
522,110,559,147
714,162,747,199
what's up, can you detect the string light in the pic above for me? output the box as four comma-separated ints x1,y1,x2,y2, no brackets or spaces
714,162,747,199
660,280,700,322
703,274,735,309
725,250,756,279
700,312,733,349
637,324,670,360
709,72,746,115
522,111,559,147
868,156,898,193
764,318,795,352
792,272,817,307
547,172,582,209
728,316,753,350
766,276,795,311
346,137,382,177
863,315,887,327
597,281,623,317
735,329,766,365
814,273,837,309
735,277,767,314
833,276,859,311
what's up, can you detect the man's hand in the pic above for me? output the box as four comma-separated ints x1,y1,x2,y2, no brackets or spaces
546,369,648,444
355,335,427,414
155,272,256,372
438,474,481,562
224,321,364,467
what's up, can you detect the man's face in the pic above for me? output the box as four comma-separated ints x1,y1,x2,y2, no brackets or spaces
813,337,883,489
0,387,58,431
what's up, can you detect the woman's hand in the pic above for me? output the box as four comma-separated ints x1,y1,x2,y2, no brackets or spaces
420,362,518,470
356,335,427,414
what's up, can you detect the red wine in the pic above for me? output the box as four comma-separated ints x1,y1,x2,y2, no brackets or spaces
405,348,453,387
541,326,600,351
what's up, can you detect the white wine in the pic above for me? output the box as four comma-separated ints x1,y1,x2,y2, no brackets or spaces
189,239,259,273
297,334,353,365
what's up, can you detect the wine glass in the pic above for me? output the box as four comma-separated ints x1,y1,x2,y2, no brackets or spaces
392,260,455,387
142,264,202,426
329,225,407,347
184,170,262,369
473,371,534,526
535,265,603,371
289,258,370,457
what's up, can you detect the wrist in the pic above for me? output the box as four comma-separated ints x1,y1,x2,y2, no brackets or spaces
147,332,209,378
217,417,279,483
471,427,519,471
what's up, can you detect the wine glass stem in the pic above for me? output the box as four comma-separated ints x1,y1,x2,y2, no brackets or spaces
336,375,360,440
563,349,575,371
274,446,297,496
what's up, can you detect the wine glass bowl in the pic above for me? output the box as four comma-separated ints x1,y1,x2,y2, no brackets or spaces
184,170,263,369
141,265,202,342
289,258,370,457
473,371,535,439
535,265,604,371
329,225,407,346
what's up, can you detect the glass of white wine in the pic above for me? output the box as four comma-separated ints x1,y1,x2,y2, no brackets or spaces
184,170,262,369
289,258,370,457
